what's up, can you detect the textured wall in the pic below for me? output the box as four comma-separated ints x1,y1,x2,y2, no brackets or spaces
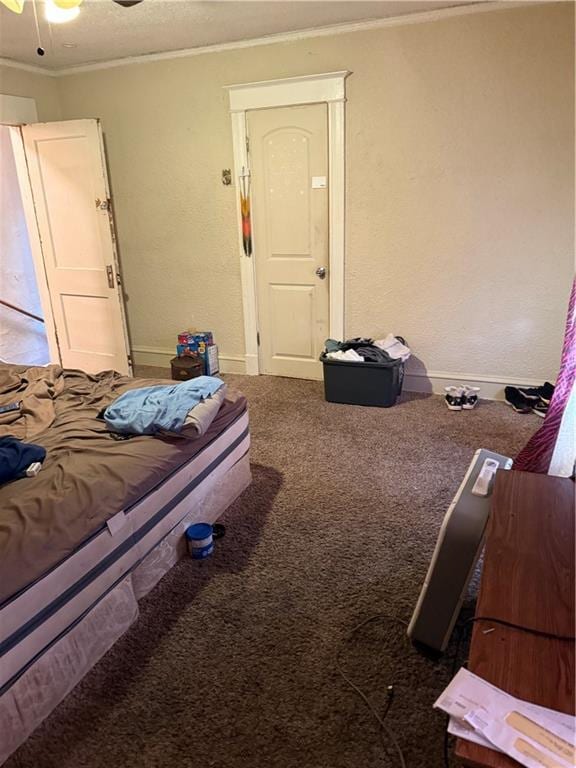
0,65,61,121
56,2,574,381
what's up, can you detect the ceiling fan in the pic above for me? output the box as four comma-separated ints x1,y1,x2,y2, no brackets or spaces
1,0,144,56
0,0,144,13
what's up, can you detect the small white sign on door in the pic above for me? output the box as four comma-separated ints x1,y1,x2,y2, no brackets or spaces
311,176,327,189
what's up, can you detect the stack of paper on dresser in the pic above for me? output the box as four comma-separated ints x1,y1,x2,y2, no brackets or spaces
435,669,575,768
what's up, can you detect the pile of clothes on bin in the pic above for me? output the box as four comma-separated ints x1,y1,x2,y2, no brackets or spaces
324,334,411,363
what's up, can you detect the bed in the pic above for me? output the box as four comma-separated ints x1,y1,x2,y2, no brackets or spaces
0,365,251,764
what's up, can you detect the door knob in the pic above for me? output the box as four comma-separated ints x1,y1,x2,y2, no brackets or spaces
315,266,327,279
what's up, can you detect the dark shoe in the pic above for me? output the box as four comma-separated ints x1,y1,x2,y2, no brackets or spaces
531,400,548,418
538,382,555,405
518,382,555,404
505,386,532,413
517,386,541,401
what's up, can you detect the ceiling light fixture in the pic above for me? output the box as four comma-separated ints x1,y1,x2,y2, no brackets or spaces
44,0,80,23
0,0,144,13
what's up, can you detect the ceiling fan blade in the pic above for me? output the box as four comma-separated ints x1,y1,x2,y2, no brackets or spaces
0,0,25,13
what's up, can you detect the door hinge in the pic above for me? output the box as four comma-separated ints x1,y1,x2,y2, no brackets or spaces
95,197,111,211
105,265,123,288
245,135,250,155
256,331,260,346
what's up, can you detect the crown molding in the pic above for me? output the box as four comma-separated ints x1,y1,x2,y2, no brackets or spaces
0,57,58,77
0,1,541,78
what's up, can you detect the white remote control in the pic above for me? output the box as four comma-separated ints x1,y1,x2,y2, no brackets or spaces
471,458,500,497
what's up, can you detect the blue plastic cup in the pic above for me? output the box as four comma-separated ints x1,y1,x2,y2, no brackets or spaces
185,523,214,559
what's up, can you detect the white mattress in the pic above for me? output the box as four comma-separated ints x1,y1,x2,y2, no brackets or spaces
0,408,249,695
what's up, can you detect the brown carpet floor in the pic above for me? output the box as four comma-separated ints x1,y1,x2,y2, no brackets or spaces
7,372,539,768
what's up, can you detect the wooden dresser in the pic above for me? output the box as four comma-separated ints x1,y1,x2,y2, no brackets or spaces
455,470,575,768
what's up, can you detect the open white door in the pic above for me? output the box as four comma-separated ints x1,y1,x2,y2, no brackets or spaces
18,119,131,375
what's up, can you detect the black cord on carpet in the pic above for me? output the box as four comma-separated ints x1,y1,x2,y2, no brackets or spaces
336,614,409,768
443,619,472,768
336,608,574,768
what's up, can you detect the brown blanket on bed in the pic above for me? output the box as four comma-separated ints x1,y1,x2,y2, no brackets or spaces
0,365,247,603
0,365,64,440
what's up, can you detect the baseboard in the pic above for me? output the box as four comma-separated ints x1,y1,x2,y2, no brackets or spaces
132,347,542,400
244,353,259,376
131,346,247,375
403,369,545,401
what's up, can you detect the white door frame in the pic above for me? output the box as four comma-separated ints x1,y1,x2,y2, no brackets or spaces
225,71,350,375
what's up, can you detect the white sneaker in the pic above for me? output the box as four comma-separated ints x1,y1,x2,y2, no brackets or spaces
444,386,465,411
462,386,480,410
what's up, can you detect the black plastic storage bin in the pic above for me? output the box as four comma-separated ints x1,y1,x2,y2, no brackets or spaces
321,353,405,407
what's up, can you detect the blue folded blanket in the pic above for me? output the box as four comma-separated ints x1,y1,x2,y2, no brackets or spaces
104,376,224,435
0,437,46,485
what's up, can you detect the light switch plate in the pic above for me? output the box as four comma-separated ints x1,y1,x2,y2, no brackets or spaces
311,176,327,189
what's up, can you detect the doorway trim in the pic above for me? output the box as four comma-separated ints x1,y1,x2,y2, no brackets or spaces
225,71,350,375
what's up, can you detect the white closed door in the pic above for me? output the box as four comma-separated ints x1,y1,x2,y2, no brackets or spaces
248,104,329,380
20,119,131,375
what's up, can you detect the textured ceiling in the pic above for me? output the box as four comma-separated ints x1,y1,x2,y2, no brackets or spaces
0,0,476,72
